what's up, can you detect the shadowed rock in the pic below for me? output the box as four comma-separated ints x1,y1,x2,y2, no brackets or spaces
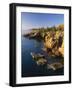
30,52,45,61
36,58,47,66
47,62,63,70
30,52,47,65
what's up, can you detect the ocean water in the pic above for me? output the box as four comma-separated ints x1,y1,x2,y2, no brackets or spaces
21,36,64,77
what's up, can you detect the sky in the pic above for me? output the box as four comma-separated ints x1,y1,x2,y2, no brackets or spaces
21,12,64,31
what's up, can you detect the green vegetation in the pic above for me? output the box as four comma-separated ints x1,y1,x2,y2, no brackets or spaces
23,24,64,70
24,24,64,57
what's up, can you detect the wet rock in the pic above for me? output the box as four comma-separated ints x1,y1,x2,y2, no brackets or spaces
47,62,63,70
31,52,47,66
30,52,45,61
58,40,64,57
36,58,47,66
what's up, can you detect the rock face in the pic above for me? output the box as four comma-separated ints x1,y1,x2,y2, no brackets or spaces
23,24,64,57
24,24,64,71
58,40,64,57
44,30,64,57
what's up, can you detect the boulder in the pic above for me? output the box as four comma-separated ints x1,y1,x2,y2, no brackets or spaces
36,58,47,66
47,62,63,70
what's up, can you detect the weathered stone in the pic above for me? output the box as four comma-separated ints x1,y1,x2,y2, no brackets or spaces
30,52,45,61
36,59,47,66
47,62,63,70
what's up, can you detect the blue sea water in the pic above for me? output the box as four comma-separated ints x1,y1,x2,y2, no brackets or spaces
21,36,64,77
